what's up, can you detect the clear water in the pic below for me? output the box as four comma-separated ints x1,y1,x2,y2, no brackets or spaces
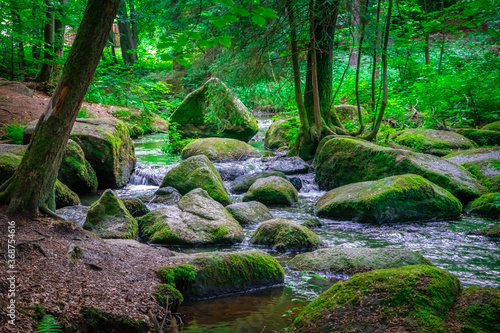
57,119,500,333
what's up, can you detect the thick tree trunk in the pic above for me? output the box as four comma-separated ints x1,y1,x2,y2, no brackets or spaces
117,0,137,65
0,0,121,216
36,0,55,82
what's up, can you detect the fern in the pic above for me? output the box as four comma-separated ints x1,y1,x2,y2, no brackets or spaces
37,315,62,333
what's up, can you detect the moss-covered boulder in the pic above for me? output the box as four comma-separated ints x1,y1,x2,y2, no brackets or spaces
289,247,431,274
157,250,284,299
24,118,136,188
316,174,463,223
481,224,500,238
55,179,80,209
291,265,461,333
0,144,24,184
121,198,150,217
170,78,258,142
83,189,137,239
78,306,149,333
231,170,288,194
445,286,500,333
243,176,298,206
391,128,477,156
58,139,98,194
138,188,243,246
482,121,500,132
226,201,273,225
181,137,260,162
160,155,230,205
153,284,184,312
456,128,500,147
445,147,500,192
315,136,483,203
264,118,298,150
333,104,367,123
151,186,182,205
250,219,322,251
303,217,323,228
467,193,500,218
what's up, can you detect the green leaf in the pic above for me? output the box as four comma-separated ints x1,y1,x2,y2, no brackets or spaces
190,32,202,40
175,56,189,66
251,14,266,27
159,53,173,61
218,36,233,47
197,38,219,48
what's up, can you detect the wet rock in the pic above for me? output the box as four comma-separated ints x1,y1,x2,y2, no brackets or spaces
456,128,500,147
79,306,149,332
481,224,500,238
55,180,80,209
243,176,298,206
291,265,461,333
288,176,303,191
289,247,431,274
482,121,500,132
315,136,483,203
138,188,243,246
262,156,310,175
83,189,137,239
151,186,182,205
231,170,288,194
157,250,284,300
181,137,260,162
121,198,150,217
250,219,322,251
170,78,258,142
58,139,98,194
226,201,273,225
160,155,231,205
215,163,252,181
264,118,298,150
316,174,463,223
153,284,184,312
303,218,323,228
467,193,500,219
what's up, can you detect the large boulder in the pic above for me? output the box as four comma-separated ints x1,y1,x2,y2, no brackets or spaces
0,79,33,97
250,219,322,251
121,198,150,217
315,136,483,203
170,78,258,142
456,128,500,147
138,188,243,246
445,147,500,192
83,189,138,239
316,174,463,223
150,187,182,205
243,176,298,206
181,137,260,162
391,128,477,156
55,179,80,209
231,170,288,194
480,224,500,238
0,144,24,184
333,104,367,124
289,247,431,274
226,201,273,225
291,265,461,333
58,139,98,194
157,250,284,300
261,156,309,175
467,193,500,219
24,118,136,188
160,155,231,205
482,121,500,132
264,118,298,150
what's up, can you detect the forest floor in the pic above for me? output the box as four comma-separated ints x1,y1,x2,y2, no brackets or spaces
0,209,179,332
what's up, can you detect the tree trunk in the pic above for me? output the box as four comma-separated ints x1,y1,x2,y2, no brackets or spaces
129,0,138,49
11,5,25,74
36,0,55,82
371,0,382,112
0,0,121,216
349,0,361,67
117,0,137,65
109,29,119,64
423,0,430,66
53,0,68,78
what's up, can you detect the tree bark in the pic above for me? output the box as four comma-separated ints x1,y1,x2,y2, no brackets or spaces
349,0,361,67
423,0,430,66
129,0,138,49
371,0,382,112
0,0,121,216
11,5,25,75
36,0,55,82
117,0,137,65
53,0,68,78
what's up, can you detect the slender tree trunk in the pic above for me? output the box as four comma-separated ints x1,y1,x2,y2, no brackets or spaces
371,0,382,113
129,0,138,49
0,0,121,216
36,0,55,82
109,29,119,64
11,5,25,74
53,0,68,78
349,0,361,67
437,0,445,74
423,0,430,66
32,4,42,62
117,0,137,65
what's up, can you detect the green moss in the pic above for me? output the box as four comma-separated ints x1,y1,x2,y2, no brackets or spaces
158,264,197,289
243,176,298,206
481,224,500,238
0,152,22,184
54,180,80,209
121,198,150,217
264,118,299,150
469,193,500,219
181,137,260,162
292,265,461,333
457,129,500,147
80,306,149,332
153,284,184,312
482,121,500,132
231,171,288,194
58,140,98,194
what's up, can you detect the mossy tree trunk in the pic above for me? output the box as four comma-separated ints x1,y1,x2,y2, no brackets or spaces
0,0,121,216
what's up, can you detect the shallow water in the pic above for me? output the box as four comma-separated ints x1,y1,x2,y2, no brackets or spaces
57,119,500,333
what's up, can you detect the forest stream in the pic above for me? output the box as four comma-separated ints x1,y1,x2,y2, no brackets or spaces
56,119,500,333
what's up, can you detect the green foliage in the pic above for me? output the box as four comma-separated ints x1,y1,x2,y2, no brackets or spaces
161,121,195,154
1,119,25,144
37,315,62,333
77,107,96,119
158,264,197,289
112,109,157,137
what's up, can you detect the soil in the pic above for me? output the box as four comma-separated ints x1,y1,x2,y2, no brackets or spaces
0,207,180,332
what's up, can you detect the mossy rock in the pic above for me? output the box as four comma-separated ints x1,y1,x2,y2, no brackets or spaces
445,286,500,333
230,170,288,194
316,174,463,223
160,155,231,205
138,188,243,246
77,306,149,333
250,218,322,251
289,247,432,274
121,198,150,217
157,250,284,300
0,144,23,184
170,78,258,142
467,193,500,219
482,121,500,132
314,136,483,204
391,128,477,156
151,186,182,205
83,189,138,239
24,118,136,188
481,224,500,238
226,201,273,225
333,104,367,124
55,179,80,209
153,284,184,312
181,137,260,162
264,118,298,150
291,265,462,333
243,176,298,206
456,128,500,147
445,147,500,192
303,217,323,228
58,139,98,194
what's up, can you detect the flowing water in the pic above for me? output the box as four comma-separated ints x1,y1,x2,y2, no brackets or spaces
57,119,500,333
